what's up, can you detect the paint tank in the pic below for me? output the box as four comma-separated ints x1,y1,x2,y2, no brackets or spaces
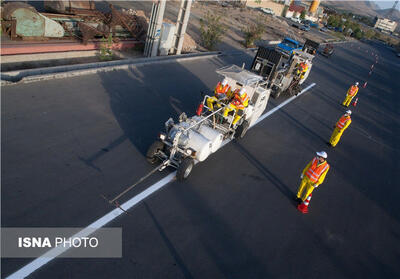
309,0,320,13
197,125,224,153
186,130,212,162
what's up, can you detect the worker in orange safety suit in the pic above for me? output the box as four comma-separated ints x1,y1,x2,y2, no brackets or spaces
295,151,330,203
222,88,249,125
342,82,359,107
329,110,352,147
206,79,231,111
296,61,309,79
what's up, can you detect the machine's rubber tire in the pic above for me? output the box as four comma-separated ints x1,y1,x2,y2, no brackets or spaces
235,120,250,139
288,83,301,96
146,141,164,164
177,157,195,181
271,89,282,99
294,84,302,96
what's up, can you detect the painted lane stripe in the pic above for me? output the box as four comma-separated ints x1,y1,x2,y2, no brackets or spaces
254,83,316,126
6,83,315,279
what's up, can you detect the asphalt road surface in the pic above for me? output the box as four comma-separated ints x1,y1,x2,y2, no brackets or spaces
2,41,399,278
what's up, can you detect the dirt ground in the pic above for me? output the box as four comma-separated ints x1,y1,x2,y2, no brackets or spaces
116,1,337,52
189,2,338,50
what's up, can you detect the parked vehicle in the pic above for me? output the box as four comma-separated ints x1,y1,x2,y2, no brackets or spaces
290,17,301,23
321,44,334,57
276,37,303,54
259,7,274,15
292,23,301,29
302,20,318,28
220,1,229,7
334,27,343,32
300,25,310,31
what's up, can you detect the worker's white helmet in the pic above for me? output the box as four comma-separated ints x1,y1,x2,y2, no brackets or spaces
316,151,328,159
345,110,352,115
221,79,228,86
355,82,359,86
239,88,246,96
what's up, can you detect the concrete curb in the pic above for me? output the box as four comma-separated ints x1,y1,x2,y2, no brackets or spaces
1,51,221,86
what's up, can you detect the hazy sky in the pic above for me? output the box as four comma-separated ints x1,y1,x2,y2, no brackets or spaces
372,1,399,10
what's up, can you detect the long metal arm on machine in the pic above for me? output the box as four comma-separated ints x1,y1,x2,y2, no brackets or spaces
182,100,225,133
107,160,170,205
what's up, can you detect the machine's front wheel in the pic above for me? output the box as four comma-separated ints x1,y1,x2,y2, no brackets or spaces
235,120,250,139
177,157,194,181
146,141,164,164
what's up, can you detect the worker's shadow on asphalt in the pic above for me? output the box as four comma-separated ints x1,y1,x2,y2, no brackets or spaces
232,140,297,206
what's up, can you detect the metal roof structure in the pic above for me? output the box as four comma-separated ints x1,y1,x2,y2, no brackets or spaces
216,65,263,86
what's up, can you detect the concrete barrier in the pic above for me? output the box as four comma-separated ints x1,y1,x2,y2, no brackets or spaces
1,51,221,85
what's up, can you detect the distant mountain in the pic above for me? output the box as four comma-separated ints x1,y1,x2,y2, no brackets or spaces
321,1,380,17
376,8,400,22
365,1,381,12
321,1,400,22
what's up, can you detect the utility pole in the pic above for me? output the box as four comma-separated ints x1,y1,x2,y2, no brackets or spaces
144,0,166,57
171,0,192,55
386,0,398,18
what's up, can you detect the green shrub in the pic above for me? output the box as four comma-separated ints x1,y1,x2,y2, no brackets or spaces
99,34,113,61
242,16,265,48
300,10,306,20
364,29,375,39
353,30,363,40
200,12,226,50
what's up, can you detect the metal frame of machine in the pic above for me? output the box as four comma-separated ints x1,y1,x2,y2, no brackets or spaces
251,39,319,99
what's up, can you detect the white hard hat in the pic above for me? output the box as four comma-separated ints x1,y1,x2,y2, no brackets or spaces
355,82,359,86
345,110,352,115
239,88,246,96
316,151,328,159
221,79,228,86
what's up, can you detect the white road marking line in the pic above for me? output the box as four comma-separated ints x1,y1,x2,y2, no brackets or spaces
6,83,316,279
254,83,316,126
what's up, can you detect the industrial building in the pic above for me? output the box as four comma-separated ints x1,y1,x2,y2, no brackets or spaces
244,0,322,21
374,17,398,33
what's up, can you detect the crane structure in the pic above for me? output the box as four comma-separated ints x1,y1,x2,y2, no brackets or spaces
385,0,399,18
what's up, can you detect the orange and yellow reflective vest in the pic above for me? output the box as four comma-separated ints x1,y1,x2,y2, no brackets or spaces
299,62,308,72
305,157,330,183
215,82,230,97
231,91,249,109
336,115,351,129
347,85,358,96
